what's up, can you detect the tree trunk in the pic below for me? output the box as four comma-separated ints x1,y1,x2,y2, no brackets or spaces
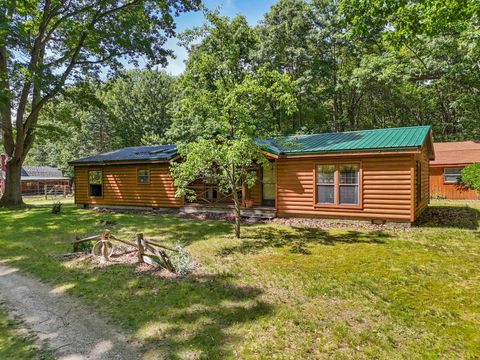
0,158,24,206
232,189,241,239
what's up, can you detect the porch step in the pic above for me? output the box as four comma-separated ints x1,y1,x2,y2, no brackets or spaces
179,205,276,219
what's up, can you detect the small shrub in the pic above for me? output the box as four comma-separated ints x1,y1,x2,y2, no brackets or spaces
170,244,196,275
77,241,94,252
51,201,62,214
461,163,480,194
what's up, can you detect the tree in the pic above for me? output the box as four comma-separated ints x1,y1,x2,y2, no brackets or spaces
169,13,296,238
102,69,177,147
461,163,480,194
26,82,112,176
256,0,323,132
27,69,179,172
338,0,480,137
0,0,200,206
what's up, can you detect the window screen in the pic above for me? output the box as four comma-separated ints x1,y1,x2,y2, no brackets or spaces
316,165,335,204
89,170,102,197
138,169,150,184
339,164,359,205
443,167,462,183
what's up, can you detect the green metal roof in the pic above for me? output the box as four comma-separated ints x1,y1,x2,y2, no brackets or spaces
260,126,431,156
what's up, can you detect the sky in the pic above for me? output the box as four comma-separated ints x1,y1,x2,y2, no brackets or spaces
161,0,277,75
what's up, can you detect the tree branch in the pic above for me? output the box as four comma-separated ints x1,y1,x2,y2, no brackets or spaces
23,1,144,134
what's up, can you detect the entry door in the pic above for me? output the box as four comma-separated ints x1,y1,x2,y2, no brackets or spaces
262,162,276,207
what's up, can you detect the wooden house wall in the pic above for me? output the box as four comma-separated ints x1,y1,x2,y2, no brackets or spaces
275,154,416,221
430,166,480,200
74,163,183,208
413,145,430,219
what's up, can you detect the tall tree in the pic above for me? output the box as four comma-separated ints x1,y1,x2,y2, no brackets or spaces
26,82,111,176
169,13,296,238
0,0,200,206
339,0,480,138
103,69,177,147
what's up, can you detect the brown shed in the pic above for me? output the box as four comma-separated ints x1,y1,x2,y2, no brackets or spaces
430,141,480,200
69,126,434,223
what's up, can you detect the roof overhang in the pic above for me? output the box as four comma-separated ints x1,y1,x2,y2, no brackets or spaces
429,162,474,168
70,159,176,167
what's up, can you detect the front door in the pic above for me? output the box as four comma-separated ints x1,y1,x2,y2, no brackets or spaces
262,162,276,207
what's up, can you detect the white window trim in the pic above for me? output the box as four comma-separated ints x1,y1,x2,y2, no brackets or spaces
443,167,462,184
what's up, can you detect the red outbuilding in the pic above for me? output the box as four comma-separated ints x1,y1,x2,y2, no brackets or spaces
430,141,480,200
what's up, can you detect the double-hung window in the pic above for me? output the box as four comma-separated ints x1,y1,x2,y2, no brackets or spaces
443,167,462,184
316,163,360,206
316,165,336,204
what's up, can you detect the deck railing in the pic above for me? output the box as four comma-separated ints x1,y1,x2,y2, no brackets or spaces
186,185,235,205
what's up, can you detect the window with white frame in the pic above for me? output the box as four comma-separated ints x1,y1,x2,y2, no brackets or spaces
316,163,360,206
316,165,335,204
339,164,359,205
443,167,462,184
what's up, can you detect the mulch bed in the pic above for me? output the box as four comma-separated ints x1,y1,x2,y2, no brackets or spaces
92,205,415,230
267,217,411,231
61,247,200,279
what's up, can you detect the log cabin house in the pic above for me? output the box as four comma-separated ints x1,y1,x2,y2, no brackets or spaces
430,141,480,200
69,126,434,223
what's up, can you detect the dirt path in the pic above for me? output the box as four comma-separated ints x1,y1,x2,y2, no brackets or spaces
0,264,142,359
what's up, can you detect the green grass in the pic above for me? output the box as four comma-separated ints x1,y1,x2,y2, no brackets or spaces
0,306,47,359
22,196,74,205
0,201,479,359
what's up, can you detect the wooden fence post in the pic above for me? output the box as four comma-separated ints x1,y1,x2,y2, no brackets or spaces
101,230,111,261
136,233,144,264
73,235,80,252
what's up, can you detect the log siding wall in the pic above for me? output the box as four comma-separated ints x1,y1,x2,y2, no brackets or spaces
276,154,418,221
430,166,480,200
74,163,182,208
413,145,431,219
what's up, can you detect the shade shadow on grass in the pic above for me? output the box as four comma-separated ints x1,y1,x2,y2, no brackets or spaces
414,206,479,229
219,227,389,256
0,205,271,359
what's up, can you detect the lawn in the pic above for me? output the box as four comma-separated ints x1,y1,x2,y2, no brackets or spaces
0,201,479,359
22,196,74,205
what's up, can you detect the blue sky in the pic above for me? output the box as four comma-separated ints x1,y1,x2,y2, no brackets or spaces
162,0,277,75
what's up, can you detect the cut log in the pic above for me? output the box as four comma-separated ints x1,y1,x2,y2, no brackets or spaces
136,233,145,264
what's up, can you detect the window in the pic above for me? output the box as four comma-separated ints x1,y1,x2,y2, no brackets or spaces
316,165,335,204
89,170,102,197
444,167,462,184
316,163,360,206
262,162,276,206
205,185,218,200
137,169,150,184
339,164,359,205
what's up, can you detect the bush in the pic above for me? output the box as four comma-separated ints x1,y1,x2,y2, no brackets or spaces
77,241,94,252
461,163,480,194
170,244,196,275
51,201,62,214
